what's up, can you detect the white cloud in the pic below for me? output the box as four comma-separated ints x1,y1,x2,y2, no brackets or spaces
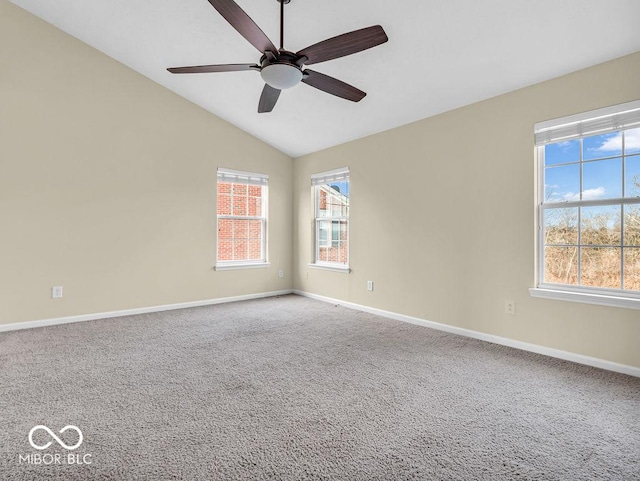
592,128,640,152
551,187,606,202
581,187,606,200
626,128,640,152
594,132,622,152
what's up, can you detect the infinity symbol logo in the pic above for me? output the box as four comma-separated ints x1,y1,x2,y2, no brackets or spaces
28,425,83,451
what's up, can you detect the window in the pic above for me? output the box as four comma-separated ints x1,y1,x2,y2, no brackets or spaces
216,168,268,270
533,100,640,308
311,168,349,270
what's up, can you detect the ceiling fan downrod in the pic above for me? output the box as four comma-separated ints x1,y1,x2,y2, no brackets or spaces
278,0,291,51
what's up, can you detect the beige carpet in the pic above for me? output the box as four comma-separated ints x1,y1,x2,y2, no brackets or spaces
1,294,639,480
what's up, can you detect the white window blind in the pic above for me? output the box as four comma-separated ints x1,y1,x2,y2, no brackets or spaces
534,100,640,146
311,167,349,186
217,168,268,186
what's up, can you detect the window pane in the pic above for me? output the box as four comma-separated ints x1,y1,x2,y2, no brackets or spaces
248,239,262,260
624,248,640,290
624,205,640,246
544,208,578,245
233,240,248,260
218,182,232,194
582,158,622,200
318,220,330,248
217,193,232,215
317,189,330,217
625,127,640,155
330,220,340,247
218,218,232,240
317,230,330,261
218,240,233,261
581,247,621,289
330,192,348,217
232,183,247,196
625,155,640,198
248,196,262,216
544,140,580,166
544,247,578,285
233,193,247,216
330,181,349,197
580,206,621,246
248,219,262,240
545,164,580,202
233,219,248,240
583,132,622,160
248,185,262,197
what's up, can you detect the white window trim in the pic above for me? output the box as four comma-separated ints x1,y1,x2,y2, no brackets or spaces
529,287,640,310
215,261,271,271
308,263,351,273
311,168,350,270
216,168,268,270
532,100,640,309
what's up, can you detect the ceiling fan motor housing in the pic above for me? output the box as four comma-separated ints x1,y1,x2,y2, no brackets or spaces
260,51,304,90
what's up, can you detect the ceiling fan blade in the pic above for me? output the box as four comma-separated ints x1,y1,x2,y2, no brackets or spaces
301,70,366,102
167,63,260,74
207,0,277,54
296,25,388,66
258,84,281,113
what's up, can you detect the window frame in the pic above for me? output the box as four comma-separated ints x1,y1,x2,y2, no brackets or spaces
310,168,350,272
532,100,640,309
215,168,270,271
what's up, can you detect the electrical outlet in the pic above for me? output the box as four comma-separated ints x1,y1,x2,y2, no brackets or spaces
52,286,63,299
504,300,515,315
367,280,374,292
278,269,284,278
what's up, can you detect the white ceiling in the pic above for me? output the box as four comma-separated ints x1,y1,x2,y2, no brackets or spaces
9,0,640,157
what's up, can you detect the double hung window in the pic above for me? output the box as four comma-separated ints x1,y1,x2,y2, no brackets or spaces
534,100,640,307
312,168,350,269
216,168,268,269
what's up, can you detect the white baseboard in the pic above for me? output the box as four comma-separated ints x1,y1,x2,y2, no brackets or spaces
0,290,293,333
293,290,640,378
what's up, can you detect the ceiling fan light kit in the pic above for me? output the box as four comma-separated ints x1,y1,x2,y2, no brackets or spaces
167,0,388,113
260,64,302,90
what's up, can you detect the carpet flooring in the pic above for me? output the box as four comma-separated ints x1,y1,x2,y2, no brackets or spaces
1,294,639,480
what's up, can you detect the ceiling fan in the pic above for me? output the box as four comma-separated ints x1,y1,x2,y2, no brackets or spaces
167,0,388,113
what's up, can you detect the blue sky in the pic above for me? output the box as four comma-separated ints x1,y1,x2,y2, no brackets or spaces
329,181,349,197
545,128,640,203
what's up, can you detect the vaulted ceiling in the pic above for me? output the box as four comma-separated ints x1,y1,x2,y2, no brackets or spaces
10,0,640,157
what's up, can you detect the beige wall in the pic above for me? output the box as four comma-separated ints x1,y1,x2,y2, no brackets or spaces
0,1,293,325
294,52,640,368
3,0,639,370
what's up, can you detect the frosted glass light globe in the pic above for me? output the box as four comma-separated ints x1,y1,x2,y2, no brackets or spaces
260,64,303,90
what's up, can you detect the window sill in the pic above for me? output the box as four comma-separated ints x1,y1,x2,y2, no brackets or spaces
215,262,270,271
308,263,351,273
529,287,640,310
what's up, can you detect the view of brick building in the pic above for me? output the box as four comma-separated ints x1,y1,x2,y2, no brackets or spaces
217,181,265,262
316,183,349,265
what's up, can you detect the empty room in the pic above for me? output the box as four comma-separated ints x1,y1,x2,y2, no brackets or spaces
1,0,640,479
